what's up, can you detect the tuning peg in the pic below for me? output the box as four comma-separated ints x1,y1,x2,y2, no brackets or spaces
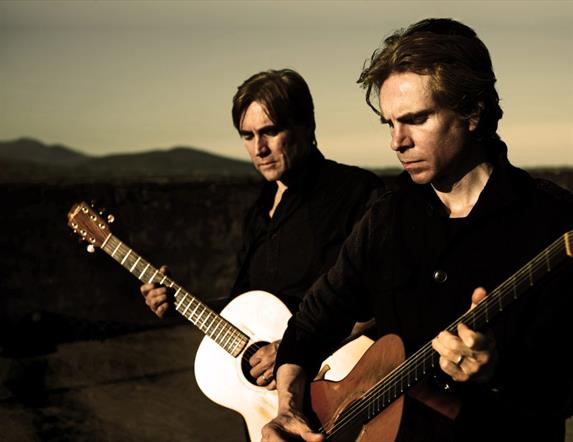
87,244,96,253
107,214,115,223
98,208,106,216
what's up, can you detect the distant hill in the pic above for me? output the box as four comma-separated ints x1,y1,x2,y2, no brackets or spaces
0,138,257,182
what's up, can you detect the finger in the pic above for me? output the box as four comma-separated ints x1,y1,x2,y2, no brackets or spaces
140,282,155,297
256,369,275,386
156,302,169,318
159,265,170,276
439,354,470,382
432,331,463,362
457,323,476,349
470,287,488,310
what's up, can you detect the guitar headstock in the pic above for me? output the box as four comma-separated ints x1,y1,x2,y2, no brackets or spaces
67,201,114,250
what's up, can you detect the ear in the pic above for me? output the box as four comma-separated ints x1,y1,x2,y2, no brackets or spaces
467,102,484,132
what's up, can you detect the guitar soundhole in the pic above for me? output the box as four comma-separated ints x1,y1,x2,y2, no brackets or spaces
240,341,270,386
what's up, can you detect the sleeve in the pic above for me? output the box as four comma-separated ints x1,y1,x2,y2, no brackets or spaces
275,193,394,377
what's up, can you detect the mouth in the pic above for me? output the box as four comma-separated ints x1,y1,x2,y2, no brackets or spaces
400,159,422,169
258,161,276,168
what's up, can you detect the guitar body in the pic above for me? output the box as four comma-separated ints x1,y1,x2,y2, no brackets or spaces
194,291,374,442
194,291,290,442
311,334,405,442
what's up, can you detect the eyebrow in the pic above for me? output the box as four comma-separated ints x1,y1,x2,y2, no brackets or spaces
238,124,280,136
380,108,435,124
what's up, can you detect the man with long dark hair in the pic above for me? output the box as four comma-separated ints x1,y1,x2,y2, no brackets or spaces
262,19,573,442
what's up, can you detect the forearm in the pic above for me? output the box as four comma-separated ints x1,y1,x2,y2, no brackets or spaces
275,363,308,413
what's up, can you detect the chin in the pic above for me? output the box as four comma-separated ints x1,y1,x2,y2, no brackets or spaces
407,170,433,185
260,170,282,182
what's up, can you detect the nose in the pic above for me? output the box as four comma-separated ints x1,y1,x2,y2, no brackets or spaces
254,135,269,157
390,124,412,152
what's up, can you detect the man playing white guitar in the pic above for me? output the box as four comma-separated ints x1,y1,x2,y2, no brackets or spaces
140,69,382,438
263,19,573,442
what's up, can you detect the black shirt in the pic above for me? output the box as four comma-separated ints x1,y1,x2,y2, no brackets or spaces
230,149,383,313
277,151,573,440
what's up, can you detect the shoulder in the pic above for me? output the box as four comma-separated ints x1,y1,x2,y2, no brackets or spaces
320,159,382,188
513,166,573,209
532,177,573,206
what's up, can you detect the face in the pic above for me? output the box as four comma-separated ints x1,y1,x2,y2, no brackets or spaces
379,72,478,186
239,101,310,183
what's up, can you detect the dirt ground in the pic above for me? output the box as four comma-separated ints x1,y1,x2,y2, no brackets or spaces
0,325,245,442
1,325,572,442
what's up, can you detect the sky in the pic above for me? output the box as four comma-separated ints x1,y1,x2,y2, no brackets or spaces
1,0,572,169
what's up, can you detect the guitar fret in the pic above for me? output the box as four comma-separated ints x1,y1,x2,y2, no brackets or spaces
120,249,131,265
101,232,112,249
139,263,149,279
203,315,217,335
85,230,250,359
212,322,226,344
129,256,141,272
178,296,193,317
111,241,121,257
544,249,551,272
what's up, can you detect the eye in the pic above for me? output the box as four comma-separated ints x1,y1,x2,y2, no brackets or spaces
411,115,428,125
263,127,280,137
240,133,253,141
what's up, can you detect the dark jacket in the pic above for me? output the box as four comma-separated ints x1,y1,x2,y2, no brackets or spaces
277,153,573,441
230,149,383,313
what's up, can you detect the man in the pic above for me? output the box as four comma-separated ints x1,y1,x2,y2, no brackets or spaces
262,19,573,442
141,69,382,388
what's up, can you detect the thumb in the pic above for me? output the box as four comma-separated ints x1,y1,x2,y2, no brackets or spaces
301,430,325,442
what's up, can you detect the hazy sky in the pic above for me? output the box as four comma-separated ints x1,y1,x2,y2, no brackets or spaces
1,0,572,168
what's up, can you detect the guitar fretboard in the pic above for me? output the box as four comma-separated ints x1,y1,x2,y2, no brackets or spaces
324,230,573,438
100,233,249,358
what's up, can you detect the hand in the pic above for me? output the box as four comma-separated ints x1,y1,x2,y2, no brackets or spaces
261,410,324,442
250,340,280,390
140,265,171,318
431,287,497,383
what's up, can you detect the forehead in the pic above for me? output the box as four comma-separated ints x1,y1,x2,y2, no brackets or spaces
240,101,273,130
379,72,435,118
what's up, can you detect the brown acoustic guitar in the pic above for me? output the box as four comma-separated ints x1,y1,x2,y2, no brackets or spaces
309,230,573,442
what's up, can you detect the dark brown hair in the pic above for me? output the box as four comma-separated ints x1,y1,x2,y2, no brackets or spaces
358,18,503,142
232,69,317,147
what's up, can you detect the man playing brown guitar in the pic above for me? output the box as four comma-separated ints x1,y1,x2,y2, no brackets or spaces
262,18,573,442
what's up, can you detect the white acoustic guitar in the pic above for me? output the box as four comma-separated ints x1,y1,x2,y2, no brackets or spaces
67,201,372,442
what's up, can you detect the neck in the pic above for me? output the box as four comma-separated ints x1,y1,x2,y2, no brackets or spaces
432,161,493,218
269,181,288,218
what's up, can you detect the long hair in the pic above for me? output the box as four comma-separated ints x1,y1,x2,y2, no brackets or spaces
232,69,317,147
358,18,503,142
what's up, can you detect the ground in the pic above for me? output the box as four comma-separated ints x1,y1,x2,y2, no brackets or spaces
1,325,572,442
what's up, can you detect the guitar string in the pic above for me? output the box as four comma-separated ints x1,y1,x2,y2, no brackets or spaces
102,236,264,362
322,235,567,439
323,237,565,438
106,236,262,360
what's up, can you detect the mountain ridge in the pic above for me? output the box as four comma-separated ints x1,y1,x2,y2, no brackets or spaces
0,138,257,182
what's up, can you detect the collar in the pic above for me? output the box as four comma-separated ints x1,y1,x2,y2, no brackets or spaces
254,148,326,214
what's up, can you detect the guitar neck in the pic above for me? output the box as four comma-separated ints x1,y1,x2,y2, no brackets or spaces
362,230,573,416
100,233,248,357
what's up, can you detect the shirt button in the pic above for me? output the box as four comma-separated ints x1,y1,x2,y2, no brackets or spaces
433,270,448,283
